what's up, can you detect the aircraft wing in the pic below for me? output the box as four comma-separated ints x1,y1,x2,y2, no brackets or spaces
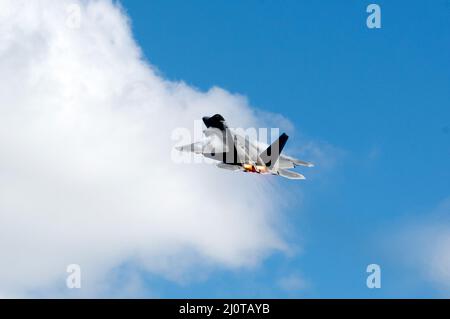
175,141,207,154
216,163,241,171
175,132,228,155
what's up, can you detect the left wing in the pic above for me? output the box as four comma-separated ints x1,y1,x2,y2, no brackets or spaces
216,163,240,171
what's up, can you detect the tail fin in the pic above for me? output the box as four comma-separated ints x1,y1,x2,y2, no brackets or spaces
259,133,289,168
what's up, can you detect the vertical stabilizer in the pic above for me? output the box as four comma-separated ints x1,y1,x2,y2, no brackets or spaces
259,133,289,168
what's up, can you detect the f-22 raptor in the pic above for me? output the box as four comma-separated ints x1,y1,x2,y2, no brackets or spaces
175,114,313,180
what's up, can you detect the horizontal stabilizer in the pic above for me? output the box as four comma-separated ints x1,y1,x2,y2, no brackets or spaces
292,158,314,167
281,155,314,167
278,169,305,180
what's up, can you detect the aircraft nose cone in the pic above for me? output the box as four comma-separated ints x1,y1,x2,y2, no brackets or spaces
202,116,211,127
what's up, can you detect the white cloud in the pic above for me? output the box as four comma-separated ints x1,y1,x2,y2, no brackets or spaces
388,198,450,294
277,273,308,292
0,0,296,297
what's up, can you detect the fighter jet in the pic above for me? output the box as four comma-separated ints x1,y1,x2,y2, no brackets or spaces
175,114,314,179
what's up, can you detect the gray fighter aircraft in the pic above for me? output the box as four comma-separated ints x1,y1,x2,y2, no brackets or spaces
175,114,313,179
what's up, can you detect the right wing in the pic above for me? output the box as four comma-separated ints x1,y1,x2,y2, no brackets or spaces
175,130,228,155
175,141,207,154
175,128,240,164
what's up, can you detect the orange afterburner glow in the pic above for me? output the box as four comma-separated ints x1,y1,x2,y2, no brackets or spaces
242,164,268,173
255,165,268,173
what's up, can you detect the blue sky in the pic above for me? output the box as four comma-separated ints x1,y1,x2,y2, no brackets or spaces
119,0,450,298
